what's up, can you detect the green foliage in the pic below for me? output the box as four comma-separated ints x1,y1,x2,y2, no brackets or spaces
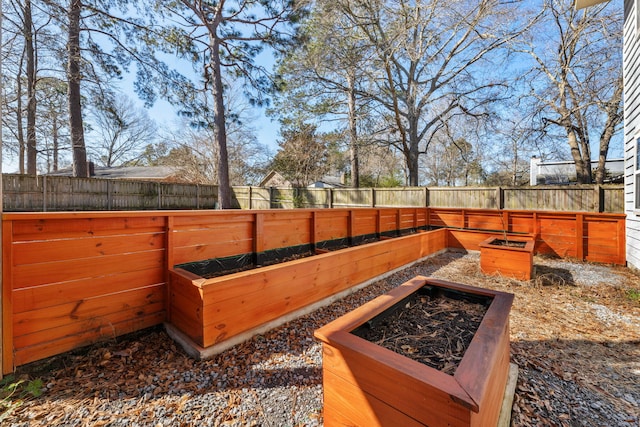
0,375,43,422
627,288,640,303
292,190,306,209
360,173,403,188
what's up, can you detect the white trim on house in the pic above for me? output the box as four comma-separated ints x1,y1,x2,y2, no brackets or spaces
624,0,640,270
635,135,640,210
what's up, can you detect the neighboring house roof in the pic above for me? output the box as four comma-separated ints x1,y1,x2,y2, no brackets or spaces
308,175,346,188
259,171,347,188
46,165,183,182
259,171,292,187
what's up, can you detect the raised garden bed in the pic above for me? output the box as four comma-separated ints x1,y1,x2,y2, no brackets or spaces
167,229,449,357
479,235,535,280
175,231,418,279
314,276,514,427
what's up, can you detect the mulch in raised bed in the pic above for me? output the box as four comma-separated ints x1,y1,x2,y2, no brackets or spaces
351,292,489,374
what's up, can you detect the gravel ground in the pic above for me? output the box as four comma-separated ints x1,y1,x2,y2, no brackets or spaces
4,251,640,426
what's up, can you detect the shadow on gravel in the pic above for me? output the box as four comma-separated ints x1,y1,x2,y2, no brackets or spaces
533,265,577,286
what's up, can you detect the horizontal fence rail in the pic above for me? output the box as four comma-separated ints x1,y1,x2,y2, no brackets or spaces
1,174,624,213
1,207,625,372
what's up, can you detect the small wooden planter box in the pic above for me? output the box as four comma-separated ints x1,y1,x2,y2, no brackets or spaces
314,277,514,427
479,236,535,280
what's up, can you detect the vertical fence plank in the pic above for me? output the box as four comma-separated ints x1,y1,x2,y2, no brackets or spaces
254,213,264,254
165,216,173,322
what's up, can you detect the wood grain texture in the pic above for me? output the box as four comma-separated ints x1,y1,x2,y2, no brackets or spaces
322,366,427,427
315,277,514,427
1,208,625,373
197,232,446,347
4,213,170,373
479,237,534,281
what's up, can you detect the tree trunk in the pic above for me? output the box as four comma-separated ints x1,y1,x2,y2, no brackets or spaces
15,72,25,174
566,127,589,184
595,77,623,184
25,0,37,175
210,40,231,209
407,118,420,186
512,140,518,186
53,115,59,171
68,0,88,177
346,73,359,188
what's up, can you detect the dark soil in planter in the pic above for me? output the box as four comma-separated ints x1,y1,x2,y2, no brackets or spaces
352,289,490,374
202,252,314,278
490,239,526,248
176,227,433,279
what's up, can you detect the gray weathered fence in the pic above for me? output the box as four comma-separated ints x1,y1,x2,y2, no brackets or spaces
1,174,624,213
3,174,218,211
234,185,624,213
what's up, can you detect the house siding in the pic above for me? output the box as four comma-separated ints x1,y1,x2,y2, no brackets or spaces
624,0,640,270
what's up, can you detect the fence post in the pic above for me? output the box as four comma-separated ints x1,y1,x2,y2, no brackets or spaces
196,185,200,210
107,180,112,210
370,188,375,207
311,211,318,250
248,186,252,210
594,185,603,213
254,212,265,264
348,209,354,244
424,187,429,207
157,183,162,209
496,187,504,210
42,176,47,212
328,188,333,209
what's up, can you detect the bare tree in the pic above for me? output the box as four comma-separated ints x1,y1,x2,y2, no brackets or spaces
148,82,271,186
37,77,69,172
1,0,57,174
358,143,404,187
89,94,157,167
332,0,532,186
518,0,622,184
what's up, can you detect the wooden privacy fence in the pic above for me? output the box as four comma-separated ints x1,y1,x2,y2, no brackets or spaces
2,174,624,212
1,207,626,373
3,174,218,211
233,185,624,212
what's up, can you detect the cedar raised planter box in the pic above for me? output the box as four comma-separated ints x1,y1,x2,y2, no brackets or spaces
168,229,449,355
479,236,535,280
314,276,514,427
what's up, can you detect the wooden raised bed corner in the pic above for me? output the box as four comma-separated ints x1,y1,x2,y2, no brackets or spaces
314,276,514,427
479,236,535,280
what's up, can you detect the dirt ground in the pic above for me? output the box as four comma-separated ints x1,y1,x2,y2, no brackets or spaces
3,251,640,426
